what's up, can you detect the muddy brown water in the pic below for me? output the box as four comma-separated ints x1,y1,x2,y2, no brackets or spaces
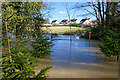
35,35,118,78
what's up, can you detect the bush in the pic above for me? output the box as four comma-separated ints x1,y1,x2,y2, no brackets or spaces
81,24,112,40
34,66,51,79
2,52,38,78
71,23,81,27
100,30,120,58
100,36,120,57
2,52,51,79
31,32,53,57
2,36,52,79
2,38,52,79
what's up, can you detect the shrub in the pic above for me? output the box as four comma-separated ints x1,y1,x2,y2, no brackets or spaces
2,52,38,78
71,23,81,27
100,36,120,57
2,52,51,79
100,30,120,60
31,32,53,57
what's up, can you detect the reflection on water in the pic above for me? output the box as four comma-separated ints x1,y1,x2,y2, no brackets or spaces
35,35,118,78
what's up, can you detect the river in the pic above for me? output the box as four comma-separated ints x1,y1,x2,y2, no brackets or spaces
35,35,118,78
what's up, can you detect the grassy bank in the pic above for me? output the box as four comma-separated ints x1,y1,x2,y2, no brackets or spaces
41,26,90,34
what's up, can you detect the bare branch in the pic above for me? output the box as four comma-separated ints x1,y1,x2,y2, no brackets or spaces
77,11,94,17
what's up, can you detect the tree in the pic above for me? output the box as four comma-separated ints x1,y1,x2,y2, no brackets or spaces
65,3,72,41
2,2,51,40
100,2,120,61
65,2,77,41
2,2,52,78
44,18,50,24
73,1,113,27
100,30,120,61
31,32,53,57
73,1,120,61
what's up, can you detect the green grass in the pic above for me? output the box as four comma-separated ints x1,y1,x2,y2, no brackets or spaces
41,26,90,34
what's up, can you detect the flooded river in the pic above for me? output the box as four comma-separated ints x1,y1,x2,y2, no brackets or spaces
35,35,118,78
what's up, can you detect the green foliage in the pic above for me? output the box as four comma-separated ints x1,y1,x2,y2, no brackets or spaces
2,2,48,39
2,2,52,79
72,23,81,27
81,2,120,40
80,2,120,59
81,25,105,40
34,66,51,79
2,52,51,79
31,32,53,57
11,39,33,54
2,37,7,47
2,52,38,78
100,30,120,57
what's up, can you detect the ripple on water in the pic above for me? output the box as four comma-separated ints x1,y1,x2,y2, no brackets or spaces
35,35,118,78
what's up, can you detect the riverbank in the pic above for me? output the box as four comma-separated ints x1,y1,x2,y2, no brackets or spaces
41,26,90,34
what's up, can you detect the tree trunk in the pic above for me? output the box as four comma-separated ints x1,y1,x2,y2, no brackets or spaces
102,1,104,25
16,25,20,39
5,19,12,63
2,23,7,47
117,55,119,61
4,3,12,63
106,2,109,27
66,3,72,41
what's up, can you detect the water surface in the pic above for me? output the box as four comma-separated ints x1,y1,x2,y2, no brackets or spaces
35,35,118,78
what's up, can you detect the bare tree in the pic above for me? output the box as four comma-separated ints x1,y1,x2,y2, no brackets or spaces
73,1,109,26
65,2,77,41
65,3,72,41
73,1,119,26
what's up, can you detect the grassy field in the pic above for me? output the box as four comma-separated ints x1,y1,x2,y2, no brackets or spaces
41,26,90,34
